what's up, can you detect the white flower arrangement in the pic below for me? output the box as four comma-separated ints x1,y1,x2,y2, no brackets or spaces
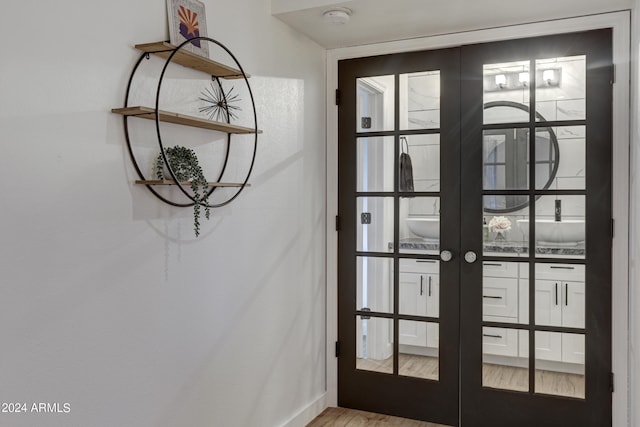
488,216,512,233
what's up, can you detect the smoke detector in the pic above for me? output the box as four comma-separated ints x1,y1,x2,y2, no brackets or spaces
322,7,352,25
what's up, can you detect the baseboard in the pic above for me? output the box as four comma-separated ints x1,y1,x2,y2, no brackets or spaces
279,392,328,427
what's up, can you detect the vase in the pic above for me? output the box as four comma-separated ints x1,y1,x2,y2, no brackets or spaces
495,231,506,242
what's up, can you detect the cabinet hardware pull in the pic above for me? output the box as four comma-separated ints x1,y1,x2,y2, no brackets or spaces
484,263,503,267
420,276,424,296
483,295,502,299
555,283,558,305
550,265,575,270
483,334,502,339
416,260,437,263
565,283,569,306
428,276,432,297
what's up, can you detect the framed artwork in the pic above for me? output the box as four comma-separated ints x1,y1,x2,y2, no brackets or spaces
166,0,209,57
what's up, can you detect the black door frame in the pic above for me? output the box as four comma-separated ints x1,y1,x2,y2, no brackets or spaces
459,29,613,427
337,47,461,426
337,29,613,427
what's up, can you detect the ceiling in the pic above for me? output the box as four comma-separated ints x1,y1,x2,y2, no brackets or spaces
271,0,632,49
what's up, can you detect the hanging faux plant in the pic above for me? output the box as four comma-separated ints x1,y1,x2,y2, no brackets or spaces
155,146,210,237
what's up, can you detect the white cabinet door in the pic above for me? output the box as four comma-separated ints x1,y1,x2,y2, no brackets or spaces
399,273,427,346
426,274,439,348
535,280,562,327
534,280,562,361
535,331,562,361
562,333,585,364
561,281,585,364
562,281,585,329
399,272,427,316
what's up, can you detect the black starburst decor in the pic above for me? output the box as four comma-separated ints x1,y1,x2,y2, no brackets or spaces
198,80,241,122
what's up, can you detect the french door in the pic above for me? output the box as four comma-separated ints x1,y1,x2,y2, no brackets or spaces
337,29,612,427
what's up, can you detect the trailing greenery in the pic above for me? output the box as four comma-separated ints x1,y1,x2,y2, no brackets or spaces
155,146,211,237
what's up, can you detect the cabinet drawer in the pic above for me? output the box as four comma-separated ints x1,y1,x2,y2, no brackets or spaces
483,277,518,319
483,327,518,357
399,258,439,274
482,261,518,278
520,263,584,281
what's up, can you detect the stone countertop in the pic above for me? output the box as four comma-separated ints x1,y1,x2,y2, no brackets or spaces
398,238,585,256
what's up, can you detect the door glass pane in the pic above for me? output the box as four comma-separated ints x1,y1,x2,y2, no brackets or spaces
400,196,440,255
400,71,440,130
357,256,393,314
356,315,393,374
536,56,586,122
399,259,439,317
539,126,585,190
357,75,395,132
358,136,394,192
483,204,529,257
535,331,585,399
534,195,585,257
400,134,440,192
483,328,528,392
483,128,529,190
399,320,439,380
533,263,585,328
357,197,394,253
483,262,526,324
483,60,530,125
533,126,560,190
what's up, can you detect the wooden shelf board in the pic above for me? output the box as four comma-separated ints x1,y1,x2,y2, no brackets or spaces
134,41,247,79
135,180,250,188
112,106,261,134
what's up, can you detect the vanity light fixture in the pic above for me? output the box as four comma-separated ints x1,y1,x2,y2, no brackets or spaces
485,68,561,91
323,7,352,25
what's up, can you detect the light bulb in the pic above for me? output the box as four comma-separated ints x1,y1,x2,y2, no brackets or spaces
542,69,556,84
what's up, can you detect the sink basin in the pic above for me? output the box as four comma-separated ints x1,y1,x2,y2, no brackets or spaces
405,217,439,239
517,219,585,245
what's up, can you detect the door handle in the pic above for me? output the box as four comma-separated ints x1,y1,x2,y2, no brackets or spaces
428,276,432,297
464,251,477,264
555,283,558,305
483,295,503,299
440,250,453,262
565,283,568,306
420,276,424,296
483,333,503,339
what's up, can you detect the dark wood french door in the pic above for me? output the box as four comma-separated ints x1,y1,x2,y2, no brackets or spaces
337,29,613,427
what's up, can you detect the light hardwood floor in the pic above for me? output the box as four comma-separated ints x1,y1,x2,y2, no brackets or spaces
357,354,585,398
307,407,452,427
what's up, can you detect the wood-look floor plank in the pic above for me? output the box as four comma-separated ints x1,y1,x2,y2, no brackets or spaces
356,354,584,398
307,407,451,427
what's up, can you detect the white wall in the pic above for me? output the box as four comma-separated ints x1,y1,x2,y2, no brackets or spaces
0,1,326,427
630,3,640,426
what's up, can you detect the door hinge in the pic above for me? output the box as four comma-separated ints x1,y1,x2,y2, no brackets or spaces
610,372,615,392
335,341,340,358
335,89,341,106
610,64,615,85
611,218,615,238
335,215,342,231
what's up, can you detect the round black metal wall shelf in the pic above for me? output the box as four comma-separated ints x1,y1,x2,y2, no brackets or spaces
112,37,261,208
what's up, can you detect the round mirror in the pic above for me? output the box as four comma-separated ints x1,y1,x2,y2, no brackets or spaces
483,101,559,214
